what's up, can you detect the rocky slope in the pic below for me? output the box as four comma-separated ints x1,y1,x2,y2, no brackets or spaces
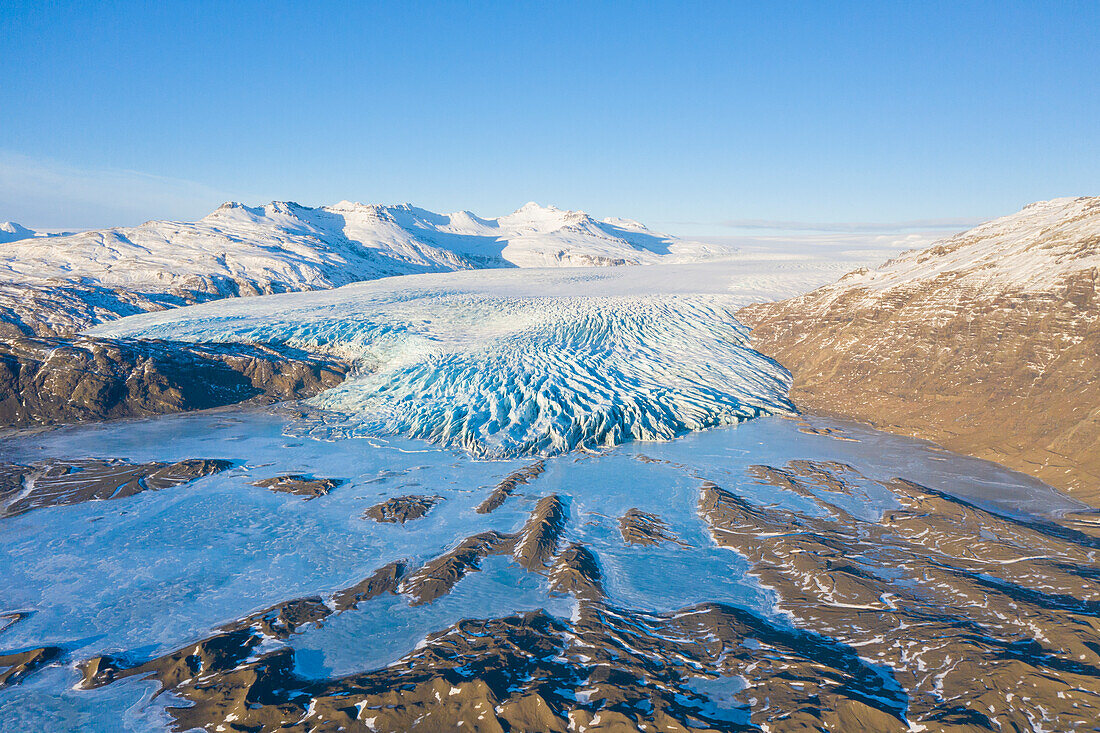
740,197,1100,507
0,201,714,337
0,336,348,428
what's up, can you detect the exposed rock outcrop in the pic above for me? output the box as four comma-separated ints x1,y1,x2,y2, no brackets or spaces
363,494,443,523
252,474,342,499
740,197,1100,507
618,508,687,547
331,561,407,612
700,461,1100,731
547,543,604,600
68,456,1100,731
0,335,349,429
399,531,513,606
0,646,62,689
0,458,232,518
476,460,546,514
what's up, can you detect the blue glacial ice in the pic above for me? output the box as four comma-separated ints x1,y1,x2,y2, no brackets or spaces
88,267,796,456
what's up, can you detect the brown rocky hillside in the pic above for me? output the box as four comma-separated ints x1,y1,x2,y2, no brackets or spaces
740,197,1100,508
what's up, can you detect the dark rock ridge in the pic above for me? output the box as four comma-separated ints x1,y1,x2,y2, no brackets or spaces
252,474,342,499
476,459,546,514
0,281,238,339
701,460,1100,730
398,493,570,605
0,458,232,518
399,530,513,606
547,543,604,600
0,638,61,686
0,646,61,689
0,335,349,429
363,494,443,523
619,507,687,547
75,597,907,732
69,457,1100,731
0,611,63,689
331,561,408,612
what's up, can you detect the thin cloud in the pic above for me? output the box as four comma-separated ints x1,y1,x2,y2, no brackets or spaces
0,150,243,230
716,217,984,233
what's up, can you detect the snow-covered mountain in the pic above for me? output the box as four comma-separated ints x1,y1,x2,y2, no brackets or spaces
740,196,1100,505
0,222,74,244
815,196,1100,297
0,200,698,290
0,201,728,336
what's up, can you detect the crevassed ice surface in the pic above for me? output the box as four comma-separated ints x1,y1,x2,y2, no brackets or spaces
89,266,796,456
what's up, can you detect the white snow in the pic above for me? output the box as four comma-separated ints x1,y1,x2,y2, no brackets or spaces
0,221,70,244
89,265,799,456
0,201,709,293
832,196,1100,295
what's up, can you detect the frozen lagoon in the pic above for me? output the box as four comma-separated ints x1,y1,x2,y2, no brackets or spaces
0,405,1087,730
3,263,1098,731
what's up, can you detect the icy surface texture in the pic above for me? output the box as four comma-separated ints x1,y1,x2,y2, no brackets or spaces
0,410,1083,730
90,267,796,456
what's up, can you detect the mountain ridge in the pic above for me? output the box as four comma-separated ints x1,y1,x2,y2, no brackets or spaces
740,195,1100,507
0,200,725,337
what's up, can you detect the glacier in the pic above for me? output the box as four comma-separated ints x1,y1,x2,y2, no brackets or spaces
88,265,796,456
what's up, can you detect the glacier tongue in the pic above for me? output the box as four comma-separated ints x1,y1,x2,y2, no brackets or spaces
88,267,795,456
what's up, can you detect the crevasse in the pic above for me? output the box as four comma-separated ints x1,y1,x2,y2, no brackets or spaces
89,268,795,456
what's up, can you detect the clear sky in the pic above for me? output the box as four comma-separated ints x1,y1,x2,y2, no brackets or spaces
2,1,1097,232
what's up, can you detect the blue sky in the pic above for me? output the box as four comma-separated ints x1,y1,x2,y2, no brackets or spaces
2,1,1097,232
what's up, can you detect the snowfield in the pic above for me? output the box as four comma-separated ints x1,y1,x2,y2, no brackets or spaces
90,265,798,456
826,196,1100,297
0,201,708,293
0,199,909,337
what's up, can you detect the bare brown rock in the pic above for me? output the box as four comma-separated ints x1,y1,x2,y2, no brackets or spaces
739,197,1100,507
331,560,407,611
0,611,62,690
395,494,569,606
618,508,687,547
0,645,62,689
0,335,349,429
363,494,443,523
476,459,546,514
511,494,568,571
701,462,1100,731
0,281,211,339
76,596,907,733
252,473,342,499
548,543,604,600
399,531,514,606
71,454,1100,732
0,457,232,518
0,275,301,340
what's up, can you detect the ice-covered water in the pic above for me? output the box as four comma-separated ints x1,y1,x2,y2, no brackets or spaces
7,263,1095,730
0,406,1079,730
88,267,795,456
